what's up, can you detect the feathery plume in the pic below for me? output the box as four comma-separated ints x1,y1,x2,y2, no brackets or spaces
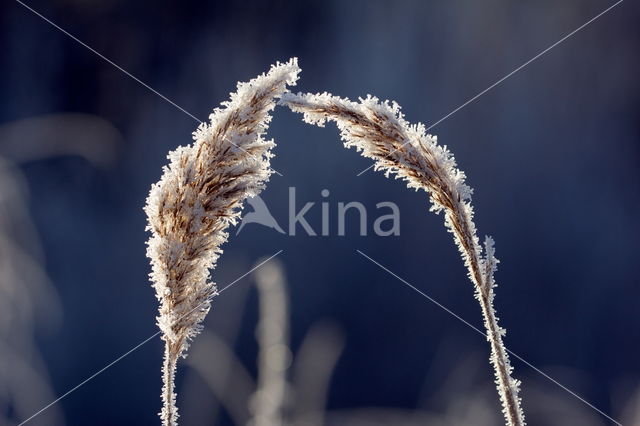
280,92,525,426
145,58,300,426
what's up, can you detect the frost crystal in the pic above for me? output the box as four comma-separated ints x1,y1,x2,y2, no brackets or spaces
281,91,526,425
145,58,300,426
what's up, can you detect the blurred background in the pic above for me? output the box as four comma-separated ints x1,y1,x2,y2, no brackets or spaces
1,0,639,425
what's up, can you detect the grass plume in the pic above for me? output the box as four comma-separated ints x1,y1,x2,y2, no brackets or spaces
145,58,300,426
280,91,525,426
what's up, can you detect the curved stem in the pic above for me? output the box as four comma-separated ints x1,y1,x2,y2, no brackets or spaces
279,92,526,425
478,290,524,426
454,208,524,426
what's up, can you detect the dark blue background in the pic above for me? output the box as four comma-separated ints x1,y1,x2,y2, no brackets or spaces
1,1,638,425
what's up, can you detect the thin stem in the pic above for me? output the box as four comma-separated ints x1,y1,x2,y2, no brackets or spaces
161,341,179,426
457,210,524,426
478,291,524,426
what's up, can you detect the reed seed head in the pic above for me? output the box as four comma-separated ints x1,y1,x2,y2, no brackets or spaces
145,58,300,425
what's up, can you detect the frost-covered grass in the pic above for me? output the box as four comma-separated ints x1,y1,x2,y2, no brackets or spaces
145,59,300,426
145,59,524,426
281,91,525,426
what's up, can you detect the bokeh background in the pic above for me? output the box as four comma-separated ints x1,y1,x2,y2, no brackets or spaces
1,0,639,425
